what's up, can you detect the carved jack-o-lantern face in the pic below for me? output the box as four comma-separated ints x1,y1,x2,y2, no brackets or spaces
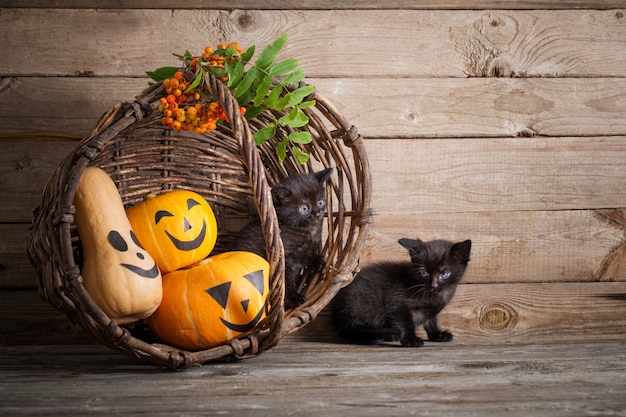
126,190,218,273
146,251,270,351
206,269,266,333
107,229,160,279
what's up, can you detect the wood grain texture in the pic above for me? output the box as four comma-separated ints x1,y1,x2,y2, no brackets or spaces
3,282,626,346
297,282,626,344
361,210,626,284
364,137,626,213
4,209,623,288
2,77,626,138
0,341,623,416
1,9,625,78
0,139,77,222
3,136,625,222
2,0,625,9
0,341,624,416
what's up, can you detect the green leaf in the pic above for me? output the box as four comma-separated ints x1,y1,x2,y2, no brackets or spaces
186,70,203,93
269,58,299,76
253,123,276,145
253,75,272,107
146,66,179,82
234,66,258,98
237,89,256,107
265,85,283,108
225,44,238,59
226,61,245,89
298,99,316,109
255,32,288,70
292,146,310,165
275,85,315,111
276,138,289,162
282,69,306,86
244,105,265,120
278,108,309,128
241,45,256,63
288,131,312,144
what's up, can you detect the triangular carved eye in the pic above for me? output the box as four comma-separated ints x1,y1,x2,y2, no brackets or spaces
241,299,250,313
206,282,231,309
244,270,265,295
187,198,201,210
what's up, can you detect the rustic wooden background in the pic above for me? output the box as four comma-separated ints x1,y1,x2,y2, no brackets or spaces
1,1,625,347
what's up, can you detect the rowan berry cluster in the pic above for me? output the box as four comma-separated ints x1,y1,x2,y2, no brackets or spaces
157,42,246,133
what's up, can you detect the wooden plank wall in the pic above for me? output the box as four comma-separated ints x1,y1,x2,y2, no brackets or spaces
1,1,626,346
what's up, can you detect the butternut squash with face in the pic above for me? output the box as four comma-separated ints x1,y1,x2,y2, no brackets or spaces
73,167,162,324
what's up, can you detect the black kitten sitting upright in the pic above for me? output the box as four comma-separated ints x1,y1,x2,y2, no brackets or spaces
232,168,333,309
331,238,471,347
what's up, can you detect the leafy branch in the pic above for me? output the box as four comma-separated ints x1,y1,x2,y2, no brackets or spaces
147,33,314,164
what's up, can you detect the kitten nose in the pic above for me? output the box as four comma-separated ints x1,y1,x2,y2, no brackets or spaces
431,276,439,289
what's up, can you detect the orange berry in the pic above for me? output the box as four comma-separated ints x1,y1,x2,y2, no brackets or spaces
174,71,183,80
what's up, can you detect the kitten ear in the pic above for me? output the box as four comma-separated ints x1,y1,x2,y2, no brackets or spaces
313,168,333,184
271,184,292,205
451,239,472,263
398,238,426,256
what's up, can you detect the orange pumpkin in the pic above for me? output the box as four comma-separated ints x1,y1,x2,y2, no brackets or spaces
126,190,218,273
146,251,270,350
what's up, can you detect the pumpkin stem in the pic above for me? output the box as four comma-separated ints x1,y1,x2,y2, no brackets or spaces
143,191,158,201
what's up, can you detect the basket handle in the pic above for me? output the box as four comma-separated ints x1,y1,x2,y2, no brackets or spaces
203,72,286,351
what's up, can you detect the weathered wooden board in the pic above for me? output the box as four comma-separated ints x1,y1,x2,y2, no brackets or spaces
1,9,625,78
2,282,626,346
3,208,624,288
296,282,626,344
2,0,625,9
1,340,625,417
0,138,78,222
4,135,625,222
365,137,626,213
2,77,626,138
361,210,626,284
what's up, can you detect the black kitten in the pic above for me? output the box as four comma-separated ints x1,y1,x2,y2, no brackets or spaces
233,168,333,309
331,238,471,347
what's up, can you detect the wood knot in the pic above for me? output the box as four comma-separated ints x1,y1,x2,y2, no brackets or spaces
616,11,623,20
479,303,517,331
238,13,254,30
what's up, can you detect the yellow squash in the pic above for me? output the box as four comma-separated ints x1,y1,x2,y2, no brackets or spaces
73,167,162,324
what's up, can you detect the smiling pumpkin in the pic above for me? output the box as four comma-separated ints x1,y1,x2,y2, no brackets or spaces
126,190,218,273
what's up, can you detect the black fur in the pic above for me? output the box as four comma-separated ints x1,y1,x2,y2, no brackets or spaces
331,238,471,347
232,168,333,309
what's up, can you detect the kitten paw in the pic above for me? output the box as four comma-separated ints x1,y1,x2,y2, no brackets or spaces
400,336,424,347
429,331,453,342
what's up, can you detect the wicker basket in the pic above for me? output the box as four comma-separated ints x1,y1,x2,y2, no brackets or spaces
26,73,371,369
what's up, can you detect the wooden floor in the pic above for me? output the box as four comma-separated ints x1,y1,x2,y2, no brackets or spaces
1,339,625,416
